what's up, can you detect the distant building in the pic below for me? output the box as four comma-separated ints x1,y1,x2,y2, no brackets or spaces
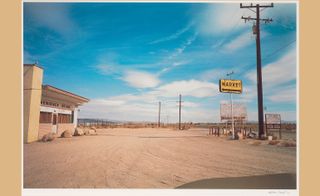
24,64,89,143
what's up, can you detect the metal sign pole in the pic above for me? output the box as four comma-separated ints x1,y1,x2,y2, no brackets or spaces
227,71,235,139
231,93,235,139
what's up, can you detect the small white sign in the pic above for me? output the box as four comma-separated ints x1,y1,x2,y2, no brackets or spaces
265,114,281,124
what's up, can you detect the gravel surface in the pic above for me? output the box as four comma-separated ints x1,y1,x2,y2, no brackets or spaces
24,128,296,188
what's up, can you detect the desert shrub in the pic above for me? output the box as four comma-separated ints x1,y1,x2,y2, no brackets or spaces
74,128,84,136
278,141,296,147
250,141,261,146
61,130,73,138
268,140,280,145
41,133,56,142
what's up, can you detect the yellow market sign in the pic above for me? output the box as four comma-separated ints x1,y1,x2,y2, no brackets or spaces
219,79,242,94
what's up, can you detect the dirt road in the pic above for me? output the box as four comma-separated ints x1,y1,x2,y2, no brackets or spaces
24,128,296,188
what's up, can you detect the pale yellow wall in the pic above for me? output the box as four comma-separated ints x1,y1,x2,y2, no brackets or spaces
23,65,43,143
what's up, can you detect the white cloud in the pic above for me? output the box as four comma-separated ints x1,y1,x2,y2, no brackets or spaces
122,70,161,88
247,110,296,122
91,99,126,106
267,84,296,103
168,33,198,60
24,3,77,37
78,79,221,122
156,79,219,98
246,47,296,88
199,68,241,82
23,51,34,64
79,99,219,123
79,101,158,122
264,3,297,31
196,4,250,36
95,64,118,75
222,31,254,52
159,34,197,74
149,23,193,44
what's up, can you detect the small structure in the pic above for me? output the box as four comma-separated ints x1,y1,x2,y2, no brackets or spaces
24,64,89,143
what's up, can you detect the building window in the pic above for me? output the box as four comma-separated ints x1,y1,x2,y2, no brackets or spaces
58,114,72,123
39,112,52,123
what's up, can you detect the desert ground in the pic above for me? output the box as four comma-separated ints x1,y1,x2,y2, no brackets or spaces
24,128,296,188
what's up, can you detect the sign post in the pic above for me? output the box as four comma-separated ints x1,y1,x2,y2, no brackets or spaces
219,76,243,139
265,114,281,139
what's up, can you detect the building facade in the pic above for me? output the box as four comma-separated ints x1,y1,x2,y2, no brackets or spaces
24,64,89,143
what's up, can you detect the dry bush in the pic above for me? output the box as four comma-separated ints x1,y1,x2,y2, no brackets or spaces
249,141,261,146
278,140,296,147
84,128,97,136
268,140,280,145
41,133,56,142
61,130,73,138
74,128,84,136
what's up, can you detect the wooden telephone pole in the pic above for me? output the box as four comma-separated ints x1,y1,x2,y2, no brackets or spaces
179,94,182,130
240,3,273,139
177,94,184,130
158,101,161,127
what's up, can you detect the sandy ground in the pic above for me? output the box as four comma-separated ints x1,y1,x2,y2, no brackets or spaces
24,128,296,188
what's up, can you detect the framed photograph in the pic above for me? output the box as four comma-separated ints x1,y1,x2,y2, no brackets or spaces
22,1,298,196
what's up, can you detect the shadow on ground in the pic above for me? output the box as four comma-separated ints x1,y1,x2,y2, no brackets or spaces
176,173,296,189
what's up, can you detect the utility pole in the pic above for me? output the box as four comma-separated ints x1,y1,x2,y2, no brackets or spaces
227,71,235,139
240,3,273,139
178,94,182,130
158,101,161,127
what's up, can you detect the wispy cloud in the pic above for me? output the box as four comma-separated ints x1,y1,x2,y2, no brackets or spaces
79,77,220,122
95,63,119,75
23,51,34,64
247,110,296,122
246,47,296,88
149,22,194,44
199,68,242,82
168,33,198,60
267,86,296,103
159,33,198,74
222,31,254,52
264,3,297,31
24,3,77,38
156,79,219,98
79,97,218,123
122,70,161,89
196,4,249,36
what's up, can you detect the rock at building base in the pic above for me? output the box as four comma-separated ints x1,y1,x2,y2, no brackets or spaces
41,133,56,142
84,128,97,136
74,128,84,136
61,130,73,138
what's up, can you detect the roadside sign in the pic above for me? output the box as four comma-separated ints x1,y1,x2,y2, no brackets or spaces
265,114,281,128
265,113,282,139
219,79,242,94
220,103,247,122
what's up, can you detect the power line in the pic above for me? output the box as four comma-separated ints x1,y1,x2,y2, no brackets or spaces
262,39,296,61
239,39,296,73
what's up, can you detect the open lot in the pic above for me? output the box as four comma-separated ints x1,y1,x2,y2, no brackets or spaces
24,128,296,188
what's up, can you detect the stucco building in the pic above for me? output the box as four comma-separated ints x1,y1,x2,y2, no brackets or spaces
24,64,89,143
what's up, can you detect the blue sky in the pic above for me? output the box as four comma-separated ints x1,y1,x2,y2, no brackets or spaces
24,2,297,123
